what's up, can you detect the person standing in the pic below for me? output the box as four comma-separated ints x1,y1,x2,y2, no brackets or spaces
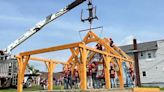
96,65,105,88
110,66,115,88
87,64,93,88
129,66,135,87
63,69,69,89
67,67,72,89
91,62,98,88
74,68,80,89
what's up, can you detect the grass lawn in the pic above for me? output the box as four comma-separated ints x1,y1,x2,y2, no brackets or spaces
0,85,64,92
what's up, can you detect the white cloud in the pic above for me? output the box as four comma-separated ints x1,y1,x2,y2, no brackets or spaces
119,35,135,46
118,35,142,46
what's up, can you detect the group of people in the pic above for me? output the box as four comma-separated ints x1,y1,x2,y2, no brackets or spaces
59,38,134,89
87,62,105,88
40,78,48,90
63,65,80,89
61,38,116,89
86,60,135,89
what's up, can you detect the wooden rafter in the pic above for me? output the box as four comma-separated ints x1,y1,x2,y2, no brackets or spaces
79,43,133,63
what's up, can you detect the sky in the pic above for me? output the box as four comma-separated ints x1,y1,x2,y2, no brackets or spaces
0,0,164,72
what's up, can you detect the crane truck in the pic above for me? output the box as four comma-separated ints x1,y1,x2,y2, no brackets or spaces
0,0,86,88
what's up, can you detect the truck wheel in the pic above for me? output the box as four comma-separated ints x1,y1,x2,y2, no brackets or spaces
1,78,11,88
25,79,32,88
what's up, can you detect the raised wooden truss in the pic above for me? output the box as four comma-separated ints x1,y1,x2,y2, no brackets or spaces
16,31,134,92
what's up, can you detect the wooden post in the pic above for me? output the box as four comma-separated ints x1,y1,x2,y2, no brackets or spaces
80,48,87,90
22,56,30,78
104,56,112,89
48,62,56,90
17,57,23,92
117,59,124,89
17,55,30,92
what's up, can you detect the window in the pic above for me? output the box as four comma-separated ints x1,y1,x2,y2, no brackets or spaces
148,53,152,58
141,52,143,56
142,71,146,77
139,52,145,59
145,50,156,59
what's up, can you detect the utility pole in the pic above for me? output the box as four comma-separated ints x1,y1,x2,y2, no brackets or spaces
133,38,141,86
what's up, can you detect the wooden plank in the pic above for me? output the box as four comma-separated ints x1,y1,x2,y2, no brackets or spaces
133,88,160,92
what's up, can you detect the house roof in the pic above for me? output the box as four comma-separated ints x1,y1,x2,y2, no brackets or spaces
119,40,158,53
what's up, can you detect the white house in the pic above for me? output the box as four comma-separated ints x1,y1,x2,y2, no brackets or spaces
120,39,164,87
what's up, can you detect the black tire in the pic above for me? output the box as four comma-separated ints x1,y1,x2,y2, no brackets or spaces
0,78,11,88
25,78,32,88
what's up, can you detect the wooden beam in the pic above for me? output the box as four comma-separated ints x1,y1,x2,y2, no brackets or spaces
82,31,92,42
67,31,99,64
85,38,99,44
70,48,77,56
104,38,133,61
79,44,133,63
133,88,160,92
67,47,80,64
89,31,121,56
20,42,82,56
30,57,66,65
16,55,66,65
86,51,96,64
